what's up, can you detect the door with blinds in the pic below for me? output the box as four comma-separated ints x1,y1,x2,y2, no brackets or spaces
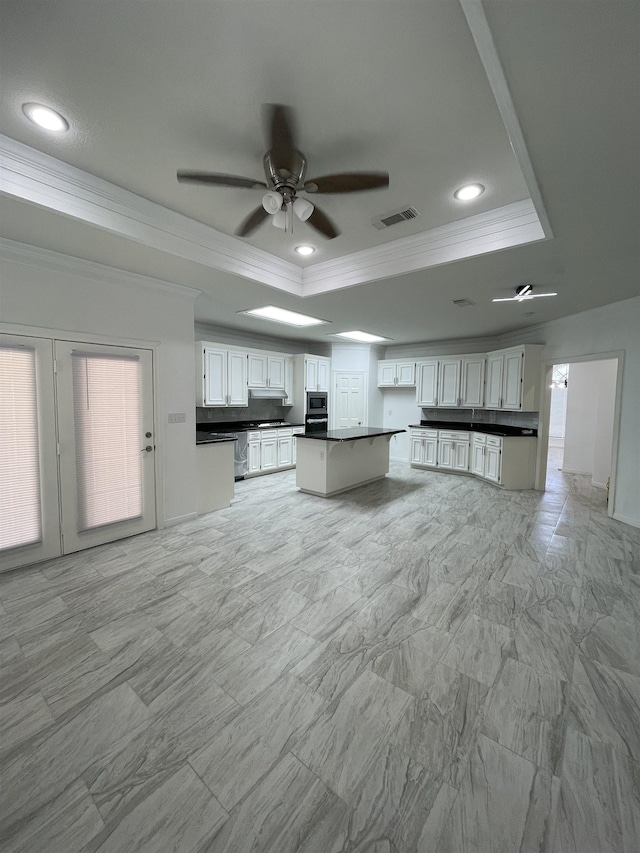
54,341,156,554
1,335,156,572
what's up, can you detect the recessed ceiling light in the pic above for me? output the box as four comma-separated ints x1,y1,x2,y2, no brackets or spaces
239,305,328,327
22,103,69,133
295,245,315,256
454,183,484,201
333,330,391,343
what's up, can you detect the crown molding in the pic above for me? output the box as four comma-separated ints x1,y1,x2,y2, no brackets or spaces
0,134,303,295
301,199,545,295
0,237,201,299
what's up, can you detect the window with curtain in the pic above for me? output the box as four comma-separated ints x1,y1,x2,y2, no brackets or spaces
71,352,143,531
0,345,42,551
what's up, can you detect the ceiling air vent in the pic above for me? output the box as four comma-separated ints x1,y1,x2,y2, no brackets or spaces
372,205,421,230
452,298,475,308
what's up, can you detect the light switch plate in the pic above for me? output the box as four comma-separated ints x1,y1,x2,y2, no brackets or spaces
168,412,186,423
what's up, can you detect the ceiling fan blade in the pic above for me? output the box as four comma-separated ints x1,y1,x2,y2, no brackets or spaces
304,172,389,194
235,205,270,237
177,171,266,189
265,104,297,173
307,206,340,239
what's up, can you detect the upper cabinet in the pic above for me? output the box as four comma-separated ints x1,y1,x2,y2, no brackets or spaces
196,343,248,407
485,345,543,411
377,360,416,387
247,353,285,390
304,355,331,392
415,355,485,408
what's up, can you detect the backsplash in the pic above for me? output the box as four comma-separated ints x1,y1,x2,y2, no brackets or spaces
420,408,539,429
196,400,290,424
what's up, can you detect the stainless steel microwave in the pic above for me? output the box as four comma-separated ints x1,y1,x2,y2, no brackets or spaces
306,392,328,413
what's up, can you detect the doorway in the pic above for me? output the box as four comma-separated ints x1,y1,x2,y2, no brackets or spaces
539,354,621,516
1,333,157,572
334,372,367,429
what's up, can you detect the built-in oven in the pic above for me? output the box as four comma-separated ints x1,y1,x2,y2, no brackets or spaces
305,414,329,434
306,391,328,414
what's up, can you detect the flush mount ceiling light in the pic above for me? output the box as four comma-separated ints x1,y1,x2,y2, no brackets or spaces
295,245,315,256
22,103,69,133
239,305,329,327
333,330,392,343
493,284,558,303
454,183,484,201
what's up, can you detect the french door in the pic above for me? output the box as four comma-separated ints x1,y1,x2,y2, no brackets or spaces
0,334,156,572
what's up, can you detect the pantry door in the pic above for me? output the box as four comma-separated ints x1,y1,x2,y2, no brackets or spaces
55,341,157,554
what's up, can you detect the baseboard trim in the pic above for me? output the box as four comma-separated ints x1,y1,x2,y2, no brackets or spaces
163,512,198,528
612,512,640,529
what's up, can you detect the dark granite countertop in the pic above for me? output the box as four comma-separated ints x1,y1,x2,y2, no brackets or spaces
409,421,537,438
298,427,406,442
196,432,238,445
196,420,304,444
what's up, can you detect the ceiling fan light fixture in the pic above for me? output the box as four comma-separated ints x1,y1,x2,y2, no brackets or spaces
22,102,69,133
272,209,287,229
454,183,484,201
261,190,282,214
295,245,315,256
293,197,314,222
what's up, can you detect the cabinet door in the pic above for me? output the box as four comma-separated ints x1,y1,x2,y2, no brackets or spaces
248,440,261,473
460,357,485,407
502,351,524,410
438,359,461,407
292,429,303,464
485,354,504,409
396,362,416,386
453,440,470,472
277,435,293,467
267,356,285,389
227,351,248,406
305,357,318,391
203,347,227,406
317,358,330,392
247,353,268,388
485,444,502,483
416,361,439,406
261,437,278,470
378,362,397,386
410,436,424,464
424,436,438,466
438,437,454,469
471,439,486,477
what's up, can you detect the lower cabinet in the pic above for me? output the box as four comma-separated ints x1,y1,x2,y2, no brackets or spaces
247,428,298,476
411,428,537,489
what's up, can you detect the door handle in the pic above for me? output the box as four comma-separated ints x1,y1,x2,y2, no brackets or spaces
142,445,153,452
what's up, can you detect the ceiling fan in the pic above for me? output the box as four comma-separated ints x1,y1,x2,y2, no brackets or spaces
177,104,389,240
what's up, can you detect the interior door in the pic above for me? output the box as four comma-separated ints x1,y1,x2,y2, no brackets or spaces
334,372,366,428
55,341,156,554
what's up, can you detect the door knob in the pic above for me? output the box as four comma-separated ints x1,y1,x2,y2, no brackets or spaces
143,445,153,452
145,432,152,438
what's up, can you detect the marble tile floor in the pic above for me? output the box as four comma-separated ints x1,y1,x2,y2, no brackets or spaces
1,456,639,852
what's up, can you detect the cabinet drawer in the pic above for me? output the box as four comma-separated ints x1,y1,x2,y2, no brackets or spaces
276,428,293,437
472,433,487,445
439,431,469,441
486,436,502,448
260,430,279,440
411,429,437,439
247,431,261,441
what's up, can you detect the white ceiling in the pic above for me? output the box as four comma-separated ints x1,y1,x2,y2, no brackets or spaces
1,0,638,345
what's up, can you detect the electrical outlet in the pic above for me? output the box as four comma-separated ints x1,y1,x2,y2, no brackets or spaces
320,450,325,460
168,412,186,424
388,409,393,416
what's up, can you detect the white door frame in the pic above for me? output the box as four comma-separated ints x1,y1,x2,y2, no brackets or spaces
535,350,624,520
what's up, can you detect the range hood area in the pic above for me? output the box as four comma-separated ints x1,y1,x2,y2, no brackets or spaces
248,388,288,399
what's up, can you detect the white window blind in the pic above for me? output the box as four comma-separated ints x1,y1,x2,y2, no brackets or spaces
0,346,42,551
72,352,143,531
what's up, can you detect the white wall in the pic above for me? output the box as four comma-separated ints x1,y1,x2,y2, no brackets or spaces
592,360,618,489
563,362,599,475
0,246,198,527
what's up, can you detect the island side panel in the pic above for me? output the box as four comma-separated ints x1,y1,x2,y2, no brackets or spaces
296,435,392,497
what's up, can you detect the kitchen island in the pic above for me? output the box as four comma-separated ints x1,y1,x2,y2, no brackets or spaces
295,427,405,497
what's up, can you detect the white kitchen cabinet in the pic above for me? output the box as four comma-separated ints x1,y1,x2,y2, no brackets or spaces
304,355,331,392
196,343,248,407
471,433,486,477
259,430,279,470
247,432,262,474
377,360,416,387
246,427,300,477
437,431,470,472
247,353,285,390
437,359,461,407
485,345,543,411
460,356,485,407
416,360,439,406
409,429,438,467
292,426,304,465
277,431,293,467
485,437,502,483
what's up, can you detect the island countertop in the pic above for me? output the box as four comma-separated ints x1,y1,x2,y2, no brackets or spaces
298,427,405,442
